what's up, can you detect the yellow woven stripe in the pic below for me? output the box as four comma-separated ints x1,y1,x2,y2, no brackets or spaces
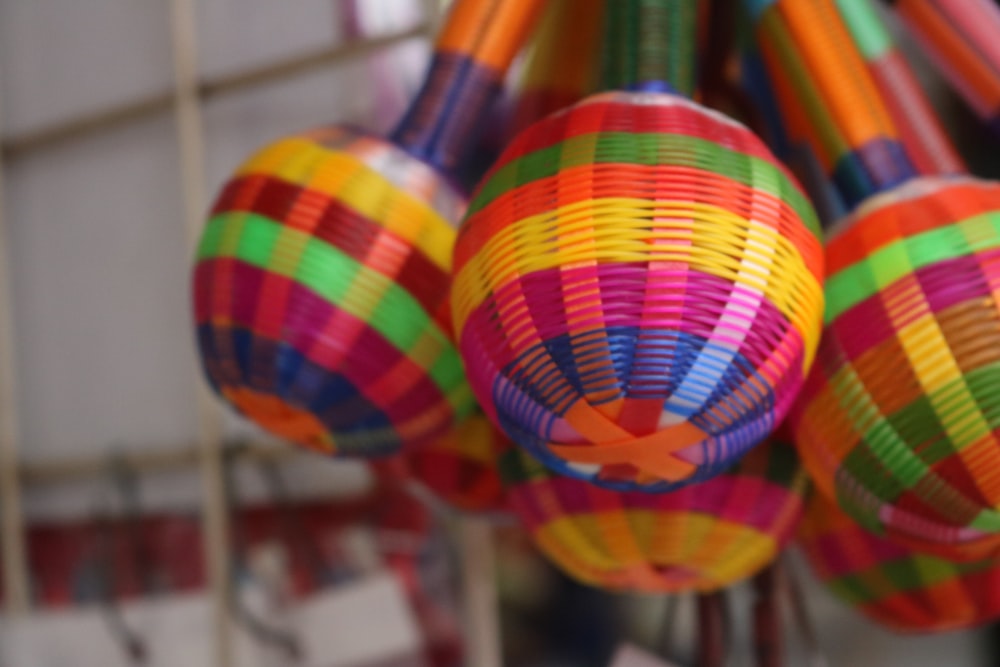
534,513,776,591
453,196,823,360
238,137,456,272
887,276,993,458
895,313,998,506
646,513,776,586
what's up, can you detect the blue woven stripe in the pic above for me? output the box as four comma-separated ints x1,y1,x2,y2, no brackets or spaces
197,325,400,455
833,137,916,208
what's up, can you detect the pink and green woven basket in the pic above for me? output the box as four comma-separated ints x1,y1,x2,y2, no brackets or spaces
501,436,808,593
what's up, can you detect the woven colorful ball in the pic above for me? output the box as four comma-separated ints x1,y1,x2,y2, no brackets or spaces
195,127,473,455
405,412,508,514
798,491,1000,633
192,0,543,457
792,176,1000,558
501,436,807,593
452,90,825,492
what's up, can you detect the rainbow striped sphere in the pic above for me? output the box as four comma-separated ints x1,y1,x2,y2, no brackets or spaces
194,126,477,456
798,492,1000,633
501,437,808,593
452,91,825,491
405,412,508,514
791,176,1000,557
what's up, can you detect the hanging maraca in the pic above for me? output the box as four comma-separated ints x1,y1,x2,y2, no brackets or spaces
452,0,825,492
500,436,808,593
798,492,1000,633
754,0,1000,559
192,0,545,457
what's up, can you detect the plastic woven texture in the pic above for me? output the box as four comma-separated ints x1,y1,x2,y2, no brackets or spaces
897,0,1000,137
390,0,546,172
501,437,808,593
600,0,700,96
405,412,508,514
791,176,1000,559
195,127,475,455
835,0,964,176
452,91,825,492
798,491,1000,633
193,0,543,457
753,0,917,208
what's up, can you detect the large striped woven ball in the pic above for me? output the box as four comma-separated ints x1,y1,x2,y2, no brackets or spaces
405,413,508,514
798,492,1000,633
194,126,477,457
500,437,808,593
791,176,1000,558
452,91,825,492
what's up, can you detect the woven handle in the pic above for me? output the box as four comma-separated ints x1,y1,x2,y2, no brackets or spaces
751,0,916,207
601,0,701,96
837,0,964,175
390,0,545,173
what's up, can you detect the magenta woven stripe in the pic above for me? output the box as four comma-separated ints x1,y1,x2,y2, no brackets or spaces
194,259,450,419
463,264,800,375
829,250,1000,360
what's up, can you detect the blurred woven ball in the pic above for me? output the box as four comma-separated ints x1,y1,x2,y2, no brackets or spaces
500,436,808,593
194,126,476,456
453,91,825,491
405,412,508,514
798,491,1000,633
792,176,1000,557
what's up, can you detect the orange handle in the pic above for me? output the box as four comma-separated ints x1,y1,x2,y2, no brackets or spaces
435,0,547,72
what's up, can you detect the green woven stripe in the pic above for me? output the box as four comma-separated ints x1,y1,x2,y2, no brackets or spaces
199,212,472,410
602,0,699,96
836,362,1000,532
826,211,1000,321
830,554,993,605
470,130,821,237
836,0,893,60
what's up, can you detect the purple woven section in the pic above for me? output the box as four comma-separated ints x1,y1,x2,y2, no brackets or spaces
390,51,504,174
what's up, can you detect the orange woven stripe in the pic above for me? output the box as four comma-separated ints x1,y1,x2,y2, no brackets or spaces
757,21,833,171
778,0,898,149
436,0,546,71
551,405,704,481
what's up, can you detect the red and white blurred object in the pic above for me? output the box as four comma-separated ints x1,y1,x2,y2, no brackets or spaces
0,574,425,667
4,489,463,667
